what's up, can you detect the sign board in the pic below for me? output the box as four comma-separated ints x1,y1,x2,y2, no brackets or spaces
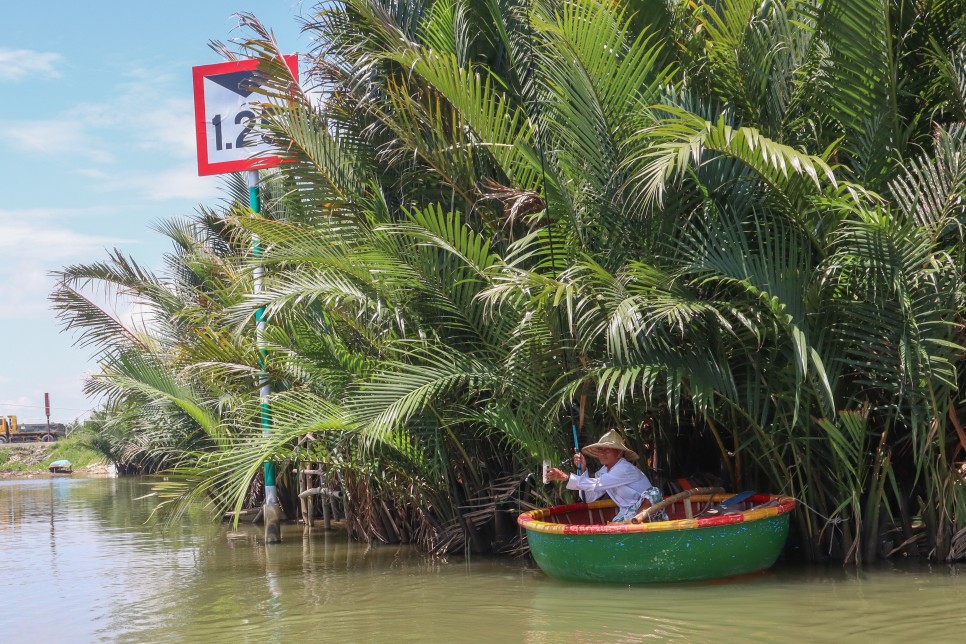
192,56,298,176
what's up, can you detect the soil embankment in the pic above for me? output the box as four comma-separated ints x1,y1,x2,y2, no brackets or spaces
0,443,108,478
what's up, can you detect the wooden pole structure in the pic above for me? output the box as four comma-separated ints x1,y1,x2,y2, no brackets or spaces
250,170,281,544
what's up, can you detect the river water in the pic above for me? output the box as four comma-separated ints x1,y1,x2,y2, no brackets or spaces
1,476,964,642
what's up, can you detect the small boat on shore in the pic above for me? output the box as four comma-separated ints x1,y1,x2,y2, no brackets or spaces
518,489,795,583
48,459,73,474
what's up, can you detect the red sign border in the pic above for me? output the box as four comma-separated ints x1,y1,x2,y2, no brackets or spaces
193,56,298,176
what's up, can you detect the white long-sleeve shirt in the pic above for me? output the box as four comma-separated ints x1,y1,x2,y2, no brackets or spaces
566,457,652,510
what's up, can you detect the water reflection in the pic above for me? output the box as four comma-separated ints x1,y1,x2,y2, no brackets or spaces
519,560,966,642
1,477,965,642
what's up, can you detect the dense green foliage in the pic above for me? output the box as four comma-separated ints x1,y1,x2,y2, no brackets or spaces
53,0,966,562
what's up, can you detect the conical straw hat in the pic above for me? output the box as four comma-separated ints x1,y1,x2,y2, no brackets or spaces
581,429,639,461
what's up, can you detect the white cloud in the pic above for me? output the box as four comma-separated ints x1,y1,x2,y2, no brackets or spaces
74,161,219,202
0,119,115,164
0,205,117,220
1,56,292,205
143,165,220,201
0,62,212,197
75,168,112,181
0,263,52,320
0,215,128,261
0,211,135,327
93,68,201,159
138,99,201,158
0,48,62,82
0,396,33,411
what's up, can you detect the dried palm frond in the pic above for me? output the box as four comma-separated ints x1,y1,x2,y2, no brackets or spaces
480,178,547,236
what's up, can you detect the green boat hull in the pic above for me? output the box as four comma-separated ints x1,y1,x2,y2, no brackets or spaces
519,494,796,583
526,512,790,583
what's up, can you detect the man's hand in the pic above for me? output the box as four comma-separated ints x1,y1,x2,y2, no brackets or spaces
572,452,586,469
545,467,569,482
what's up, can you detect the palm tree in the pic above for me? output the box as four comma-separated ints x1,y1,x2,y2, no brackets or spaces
54,0,966,562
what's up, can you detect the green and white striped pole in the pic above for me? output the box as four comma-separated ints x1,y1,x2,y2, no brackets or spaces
250,169,281,544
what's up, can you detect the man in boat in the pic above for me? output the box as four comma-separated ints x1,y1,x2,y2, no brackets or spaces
545,429,667,522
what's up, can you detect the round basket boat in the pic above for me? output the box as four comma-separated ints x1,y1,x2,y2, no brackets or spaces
518,492,795,584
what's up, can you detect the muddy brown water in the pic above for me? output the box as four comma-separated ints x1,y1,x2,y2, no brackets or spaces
1,477,965,642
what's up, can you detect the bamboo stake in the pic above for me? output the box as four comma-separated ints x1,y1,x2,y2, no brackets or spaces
321,491,331,530
297,464,307,525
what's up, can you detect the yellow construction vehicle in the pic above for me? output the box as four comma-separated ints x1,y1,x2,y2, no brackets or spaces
0,416,66,443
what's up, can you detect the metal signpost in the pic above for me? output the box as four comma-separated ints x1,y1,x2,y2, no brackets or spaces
193,56,298,544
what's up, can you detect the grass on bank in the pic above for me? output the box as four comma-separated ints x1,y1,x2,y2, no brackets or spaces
0,433,105,473
48,433,105,469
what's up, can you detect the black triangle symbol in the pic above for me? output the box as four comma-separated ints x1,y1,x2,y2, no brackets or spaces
208,70,260,98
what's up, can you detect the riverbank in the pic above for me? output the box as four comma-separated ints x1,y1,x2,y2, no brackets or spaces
0,440,109,479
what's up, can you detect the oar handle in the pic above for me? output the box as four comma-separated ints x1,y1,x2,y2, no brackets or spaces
571,422,581,475
630,487,725,524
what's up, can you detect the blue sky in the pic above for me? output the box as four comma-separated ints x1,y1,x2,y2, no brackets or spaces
1,2,308,424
